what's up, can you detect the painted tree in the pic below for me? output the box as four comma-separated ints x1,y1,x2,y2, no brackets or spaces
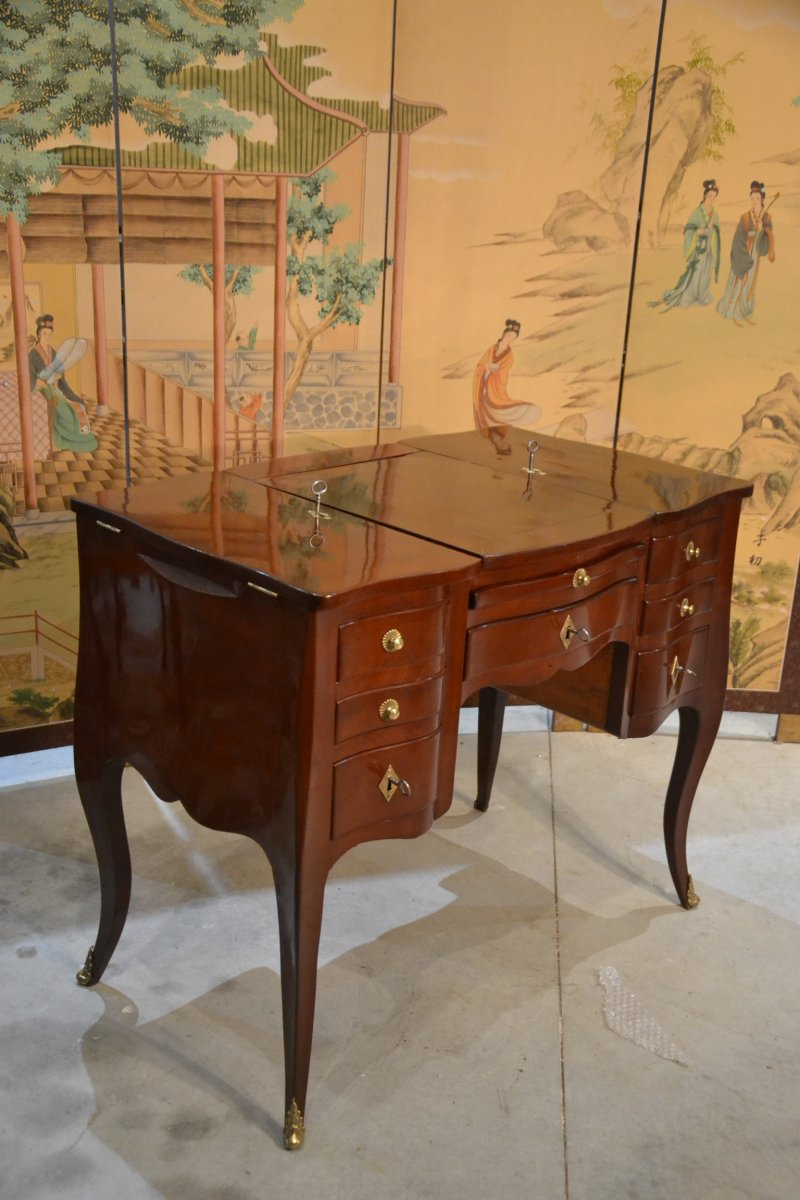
284,169,389,409
592,34,743,163
729,614,784,690
178,263,261,345
681,33,743,163
0,0,302,220
0,483,27,569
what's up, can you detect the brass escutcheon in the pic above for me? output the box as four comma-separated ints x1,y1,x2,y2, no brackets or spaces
559,614,589,650
378,765,412,802
670,655,698,686
684,541,701,561
379,698,400,722
560,615,578,649
382,628,404,653
679,597,695,618
573,567,591,588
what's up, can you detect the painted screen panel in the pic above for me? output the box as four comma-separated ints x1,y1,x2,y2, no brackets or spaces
109,3,397,470
1,6,122,745
621,0,800,702
386,0,662,445
1,1,398,748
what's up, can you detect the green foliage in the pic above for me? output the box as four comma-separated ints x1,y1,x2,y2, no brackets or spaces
728,615,782,690
728,615,761,688
182,487,249,512
591,65,650,152
178,261,263,343
682,32,744,163
178,264,261,295
287,244,386,328
10,687,59,717
286,170,389,331
0,0,302,219
1,482,27,569
732,580,757,606
57,693,75,720
759,559,793,586
287,168,349,245
592,34,743,161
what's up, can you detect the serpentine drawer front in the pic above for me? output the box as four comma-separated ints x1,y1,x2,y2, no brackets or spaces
331,732,440,840
633,626,709,715
468,542,646,623
337,604,446,684
465,576,639,679
640,575,716,638
335,674,444,744
647,515,722,583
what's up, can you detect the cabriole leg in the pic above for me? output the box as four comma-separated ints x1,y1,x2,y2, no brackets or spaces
74,758,129,986
663,703,721,909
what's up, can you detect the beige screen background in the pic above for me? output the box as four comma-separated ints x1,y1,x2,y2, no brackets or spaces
1,0,798,742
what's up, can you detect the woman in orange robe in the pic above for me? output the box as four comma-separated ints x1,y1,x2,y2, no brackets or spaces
473,319,540,443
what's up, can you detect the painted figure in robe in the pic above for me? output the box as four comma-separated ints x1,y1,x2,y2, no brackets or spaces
717,181,776,326
473,319,540,451
28,315,98,453
651,180,721,310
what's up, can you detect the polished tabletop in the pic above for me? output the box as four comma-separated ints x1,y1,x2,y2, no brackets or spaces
85,429,751,594
83,466,476,608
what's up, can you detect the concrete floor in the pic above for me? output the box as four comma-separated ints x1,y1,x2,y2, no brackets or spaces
1,728,798,1199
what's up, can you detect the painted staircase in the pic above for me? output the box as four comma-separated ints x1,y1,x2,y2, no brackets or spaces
33,400,209,513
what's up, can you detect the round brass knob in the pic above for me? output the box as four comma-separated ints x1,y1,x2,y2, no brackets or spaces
684,541,701,561
382,628,404,653
573,567,591,589
379,698,400,722
679,597,695,618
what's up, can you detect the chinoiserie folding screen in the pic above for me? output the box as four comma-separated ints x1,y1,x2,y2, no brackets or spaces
1,0,798,753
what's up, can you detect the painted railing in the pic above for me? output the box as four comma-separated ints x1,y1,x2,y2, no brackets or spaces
0,610,78,680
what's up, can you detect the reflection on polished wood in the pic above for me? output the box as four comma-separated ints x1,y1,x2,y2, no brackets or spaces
71,428,751,1148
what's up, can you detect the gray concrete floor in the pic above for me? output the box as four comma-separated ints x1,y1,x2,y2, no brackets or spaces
1,729,798,1199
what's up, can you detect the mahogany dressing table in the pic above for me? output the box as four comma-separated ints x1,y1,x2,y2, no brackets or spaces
71,427,751,1149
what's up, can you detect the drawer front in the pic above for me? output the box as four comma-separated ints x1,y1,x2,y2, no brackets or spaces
633,626,709,715
338,605,445,684
647,517,722,584
470,543,645,623
640,575,716,638
331,733,439,840
335,674,443,743
465,577,637,680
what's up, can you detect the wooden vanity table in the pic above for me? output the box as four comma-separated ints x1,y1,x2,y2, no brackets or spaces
71,427,751,1149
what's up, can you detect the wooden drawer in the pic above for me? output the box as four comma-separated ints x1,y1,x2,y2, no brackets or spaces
335,674,443,743
640,575,716,638
331,733,439,840
633,626,709,715
647,516,722,585
465,577,637,680
338,605,446,684
470,542,645,623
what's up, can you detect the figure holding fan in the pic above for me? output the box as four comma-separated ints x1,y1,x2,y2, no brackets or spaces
28,315,98,452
